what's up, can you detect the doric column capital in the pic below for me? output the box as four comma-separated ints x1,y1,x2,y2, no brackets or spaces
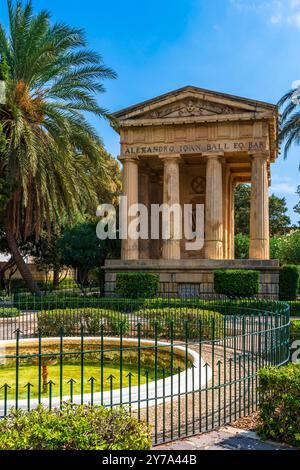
202,152,224,160
118,155,139,164
249,151,269,161
158,153,182,163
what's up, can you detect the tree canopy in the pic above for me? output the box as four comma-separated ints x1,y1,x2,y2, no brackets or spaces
294,185,300,225
0,0,117,292
234,184,291,236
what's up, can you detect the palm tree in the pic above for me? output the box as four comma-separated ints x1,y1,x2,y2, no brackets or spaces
278,86,300,165
0,1,117,293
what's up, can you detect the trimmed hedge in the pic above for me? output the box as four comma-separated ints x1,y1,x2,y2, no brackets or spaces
0,403,151,450
279,265,299,301
37,308,129,336
258,365,300,447
0,307,20,318
13,294,292,316
287,301,300,317
4,277,78,293
137,307,224,340
13,292,102,311
214,269,260,298
291,320,300,344
115,272,159,298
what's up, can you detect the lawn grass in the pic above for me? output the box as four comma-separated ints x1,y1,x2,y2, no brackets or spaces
0,362,164,400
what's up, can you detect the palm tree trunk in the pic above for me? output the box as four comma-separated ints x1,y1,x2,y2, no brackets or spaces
4,218,41,295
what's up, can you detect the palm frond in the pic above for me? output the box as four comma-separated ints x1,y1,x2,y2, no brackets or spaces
0,0,117,242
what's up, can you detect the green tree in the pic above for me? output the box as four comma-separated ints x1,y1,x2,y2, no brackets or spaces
234,233,249,259
234,184,251,235
275,230,300,265
29,226,64,288
235,184,291,236
294,185,300,225
269,194,291,235
278,87,300,166
0,1,116,293
58,220,120,290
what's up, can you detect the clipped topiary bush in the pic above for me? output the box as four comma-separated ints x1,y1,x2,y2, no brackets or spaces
0,403,152,450
115,272,159,298
37,308,129,336
137,307,224,340
286,301,300,317
291,320,300,344
13,291,100,311
0,307,20,318
214,269,260,298
258,364,300,447
279,265,299,301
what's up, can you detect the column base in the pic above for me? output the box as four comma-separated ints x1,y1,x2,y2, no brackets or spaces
205,241,223,260
121,240,139,260
162,240,181,260
249,239,269,260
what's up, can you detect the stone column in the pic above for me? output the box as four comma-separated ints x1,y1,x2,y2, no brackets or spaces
204,153,224,259
249,153,270,259
119,156,139,260
139,168,151,259
159,154,181,260
228,177,236,259
222,165,229,259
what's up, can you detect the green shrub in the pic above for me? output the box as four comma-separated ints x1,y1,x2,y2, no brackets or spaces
37,308,129,336
137,307,224,340
274,230,300,265
234,234,249,259
288,301,300,317
141,298,289,315
214,269,260,298
115,272,159,298
13,292,100,311
258,364,300,447
279,265,299,301
0,403,151,450
13,292,148,312
0,307,20,318
291,320,300,344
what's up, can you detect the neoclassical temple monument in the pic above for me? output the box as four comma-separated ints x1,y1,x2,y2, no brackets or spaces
104,86,280,296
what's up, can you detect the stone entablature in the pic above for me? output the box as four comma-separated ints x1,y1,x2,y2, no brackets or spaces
114,86,278,163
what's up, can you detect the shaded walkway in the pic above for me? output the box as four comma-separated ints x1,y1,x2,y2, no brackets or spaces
154,426,294,451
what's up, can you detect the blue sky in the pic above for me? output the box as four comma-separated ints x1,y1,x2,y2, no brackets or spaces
1,0,300,223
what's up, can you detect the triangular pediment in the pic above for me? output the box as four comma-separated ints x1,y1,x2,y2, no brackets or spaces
113,86,277,123
140,97,248,119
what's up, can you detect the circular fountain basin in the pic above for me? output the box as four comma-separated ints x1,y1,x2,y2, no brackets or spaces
0,337,212,412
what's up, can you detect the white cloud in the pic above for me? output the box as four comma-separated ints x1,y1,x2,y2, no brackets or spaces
230,0,300,28
270,182,297,194
270,14,282,23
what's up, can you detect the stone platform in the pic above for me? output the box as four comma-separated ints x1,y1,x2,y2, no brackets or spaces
104,259,279,298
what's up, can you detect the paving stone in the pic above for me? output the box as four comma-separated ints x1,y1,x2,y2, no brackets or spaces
154,427,295,451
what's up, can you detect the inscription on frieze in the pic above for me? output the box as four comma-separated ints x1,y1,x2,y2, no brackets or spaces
123,140,265,155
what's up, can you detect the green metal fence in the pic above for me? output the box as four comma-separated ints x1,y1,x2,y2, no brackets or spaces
0,299,290,446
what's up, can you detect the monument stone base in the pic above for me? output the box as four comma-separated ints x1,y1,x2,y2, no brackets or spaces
103,259,280,298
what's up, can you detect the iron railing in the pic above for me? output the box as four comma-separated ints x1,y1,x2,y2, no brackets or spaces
0,299,290,446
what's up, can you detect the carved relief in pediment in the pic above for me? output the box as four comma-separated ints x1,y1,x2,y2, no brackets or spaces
143,99,249,119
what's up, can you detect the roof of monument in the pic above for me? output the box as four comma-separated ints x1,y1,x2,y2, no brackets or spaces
112,85,278,119
112,86,279,163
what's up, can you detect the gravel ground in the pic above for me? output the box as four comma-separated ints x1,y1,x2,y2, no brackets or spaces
135,341,259,446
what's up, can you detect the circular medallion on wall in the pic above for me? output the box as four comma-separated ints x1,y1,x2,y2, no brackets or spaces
191,176,205,194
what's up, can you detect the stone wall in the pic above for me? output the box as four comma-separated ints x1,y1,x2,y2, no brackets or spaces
104,259,280,298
